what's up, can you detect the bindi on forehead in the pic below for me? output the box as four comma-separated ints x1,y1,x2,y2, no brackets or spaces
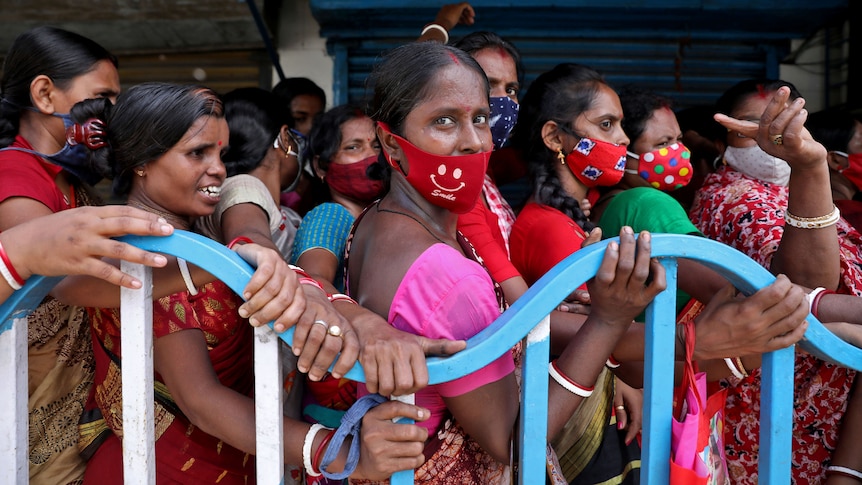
218,140,223,146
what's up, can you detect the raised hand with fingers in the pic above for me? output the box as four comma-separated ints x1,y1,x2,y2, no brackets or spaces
714,86,826,172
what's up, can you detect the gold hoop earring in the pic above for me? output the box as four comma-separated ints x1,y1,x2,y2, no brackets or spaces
558,149,566,165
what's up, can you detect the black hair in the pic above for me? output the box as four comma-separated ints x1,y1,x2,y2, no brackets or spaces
221,87,291,177
0,26,117,148
807,109,860,153
273,77,326,109
617,85,674,147
72,83,224,196
452,31,525,85
715,79,802,119
510,63,607,231
675,105,725,145
368,42,488,137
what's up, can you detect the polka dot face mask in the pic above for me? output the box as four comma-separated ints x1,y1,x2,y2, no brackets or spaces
625,142,693,191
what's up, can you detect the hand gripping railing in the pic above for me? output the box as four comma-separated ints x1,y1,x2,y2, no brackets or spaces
4,231,862,484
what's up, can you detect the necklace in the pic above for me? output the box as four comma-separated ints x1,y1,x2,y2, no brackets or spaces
375,201,447,245
127,200,190,230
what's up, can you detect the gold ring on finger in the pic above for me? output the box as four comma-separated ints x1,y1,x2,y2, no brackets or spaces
327,325,344,339
313,319,329,330
771,134,783,146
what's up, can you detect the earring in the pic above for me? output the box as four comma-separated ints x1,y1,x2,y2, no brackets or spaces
135,169,144,177
558,149,566,165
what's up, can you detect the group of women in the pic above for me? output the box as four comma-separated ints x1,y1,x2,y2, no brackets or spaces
2,8,862,485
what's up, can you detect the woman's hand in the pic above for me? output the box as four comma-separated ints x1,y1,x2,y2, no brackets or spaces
691,276,808,360
351,401,430,480
714,86,826,171
613,377,643,446
349,309,466,396
290,286,360,382
232,243,306,331
1,205,173,288
432,3,476,30
587,227,666,328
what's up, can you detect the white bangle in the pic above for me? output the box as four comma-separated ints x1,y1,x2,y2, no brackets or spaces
827,465,862,480
0,256,22,290
807,287,826,315
784,205,840,229
177,258,198,296
724,358,745,379
421,23,449,44
548,361,593,397
303,423,327,478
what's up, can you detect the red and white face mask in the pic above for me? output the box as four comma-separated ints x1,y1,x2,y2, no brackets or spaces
563,136,627,188
378,122,490,214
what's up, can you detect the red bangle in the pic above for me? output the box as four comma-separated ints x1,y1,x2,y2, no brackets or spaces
289,264,313,279
299,277,325,291
606,354,621,369
312,428,336,475
0,240,25,287
811,289,836,320
227,236,254,250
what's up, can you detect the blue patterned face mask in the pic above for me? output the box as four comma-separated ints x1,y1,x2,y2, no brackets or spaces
489,96,519,150
0,112,103,185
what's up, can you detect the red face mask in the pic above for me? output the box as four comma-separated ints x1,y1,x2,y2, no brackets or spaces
378,122,490,214
836,151,862,192
564,137,627,188
325,155,385,205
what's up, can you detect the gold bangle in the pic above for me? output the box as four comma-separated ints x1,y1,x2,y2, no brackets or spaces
734,357,748,377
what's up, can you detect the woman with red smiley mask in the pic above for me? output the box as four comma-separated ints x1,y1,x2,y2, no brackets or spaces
347,42,666,484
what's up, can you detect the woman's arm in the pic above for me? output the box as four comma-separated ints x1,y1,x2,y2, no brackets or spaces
153,329,429,479
715,87,839,289
0,205,173,302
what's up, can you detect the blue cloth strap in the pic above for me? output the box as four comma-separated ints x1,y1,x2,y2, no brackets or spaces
319,393,388,480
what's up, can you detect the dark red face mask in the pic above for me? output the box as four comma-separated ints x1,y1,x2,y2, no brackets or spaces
324,155,385,204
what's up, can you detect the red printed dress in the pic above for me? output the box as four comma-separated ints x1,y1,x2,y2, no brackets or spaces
690,166,862,484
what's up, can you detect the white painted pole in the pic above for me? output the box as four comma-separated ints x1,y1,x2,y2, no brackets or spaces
120,262,155,485
0,317,28,484
254,325,284,484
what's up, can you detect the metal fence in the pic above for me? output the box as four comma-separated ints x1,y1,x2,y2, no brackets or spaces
3,231,860,484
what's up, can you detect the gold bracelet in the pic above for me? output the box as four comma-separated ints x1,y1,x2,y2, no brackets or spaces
734,357,748,377
784,205,840,229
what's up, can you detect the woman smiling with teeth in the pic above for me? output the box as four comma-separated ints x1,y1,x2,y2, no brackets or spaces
63,83,431,484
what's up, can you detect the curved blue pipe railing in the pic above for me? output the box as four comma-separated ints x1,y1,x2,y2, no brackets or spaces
3,230,862,484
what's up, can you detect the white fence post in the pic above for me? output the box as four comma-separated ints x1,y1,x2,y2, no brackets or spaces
0,316,28,484
254,325,284,484
120,261,155,485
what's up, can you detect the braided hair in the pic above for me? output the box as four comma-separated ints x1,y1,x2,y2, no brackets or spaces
510,63,608,231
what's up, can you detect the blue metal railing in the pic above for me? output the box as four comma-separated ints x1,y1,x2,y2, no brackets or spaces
3,231,862,483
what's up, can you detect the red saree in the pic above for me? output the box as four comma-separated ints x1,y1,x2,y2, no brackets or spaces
81,281,255,485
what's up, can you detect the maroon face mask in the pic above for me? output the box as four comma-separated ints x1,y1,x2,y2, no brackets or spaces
325,155,385,204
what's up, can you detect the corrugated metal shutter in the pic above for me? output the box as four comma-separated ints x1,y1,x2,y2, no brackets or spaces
329,36,785,109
